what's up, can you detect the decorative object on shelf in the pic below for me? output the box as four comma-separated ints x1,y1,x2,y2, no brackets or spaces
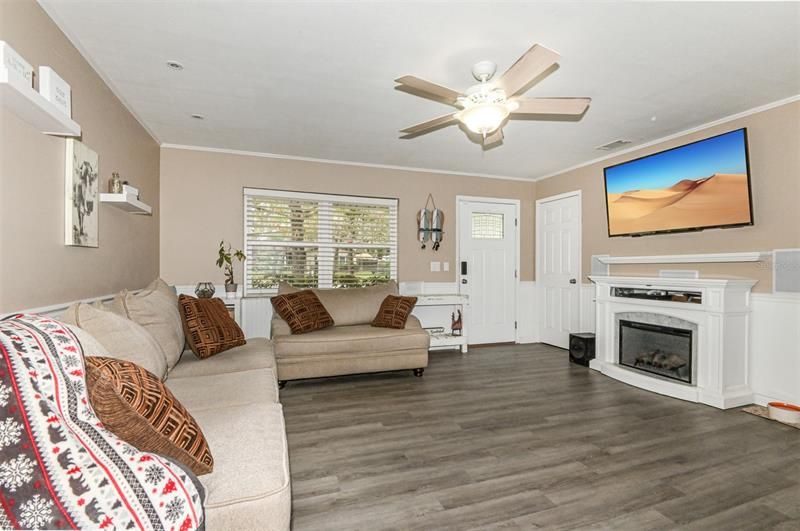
216,240,246,297
38,66,71,117
122,183,139,199
108,172,122,193
0,41,33,87
451,309,463,336
417,194,444,250
194,282,215,298
65,139,99,247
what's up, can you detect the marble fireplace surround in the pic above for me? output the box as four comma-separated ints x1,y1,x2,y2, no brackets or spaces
589,276,758,409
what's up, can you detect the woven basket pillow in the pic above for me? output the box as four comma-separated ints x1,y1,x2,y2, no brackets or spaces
85,356,214,475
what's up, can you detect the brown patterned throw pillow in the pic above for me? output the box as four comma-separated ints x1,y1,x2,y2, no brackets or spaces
85,357,214,475
372,295,418,329
179,295,246,359
271,290,334,334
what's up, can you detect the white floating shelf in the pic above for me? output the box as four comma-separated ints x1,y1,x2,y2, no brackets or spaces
100,193,152,215
0,66,81,137
597,252,771,265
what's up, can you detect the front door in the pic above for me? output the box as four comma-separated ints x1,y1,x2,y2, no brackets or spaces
537,192,582,348
458,200,518,345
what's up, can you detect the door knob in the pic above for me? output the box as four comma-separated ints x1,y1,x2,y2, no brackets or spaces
461,279,468,284
569,278,577,284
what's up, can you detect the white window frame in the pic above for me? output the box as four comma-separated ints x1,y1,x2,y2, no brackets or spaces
243,188,398,296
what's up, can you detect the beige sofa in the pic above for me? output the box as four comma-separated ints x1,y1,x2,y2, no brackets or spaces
166,339,290,530
271,281,430,385
60,283,291,530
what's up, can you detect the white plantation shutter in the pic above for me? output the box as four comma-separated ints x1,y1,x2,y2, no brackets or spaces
244,188,398,295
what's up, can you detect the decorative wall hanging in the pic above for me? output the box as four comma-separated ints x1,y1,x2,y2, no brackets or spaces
65,139,99,247
417,193,444,250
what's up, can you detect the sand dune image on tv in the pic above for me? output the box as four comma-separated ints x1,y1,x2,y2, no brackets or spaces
607,172,751,235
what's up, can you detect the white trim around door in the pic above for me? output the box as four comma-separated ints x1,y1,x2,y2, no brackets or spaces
536,190,583,348
456,195,521,344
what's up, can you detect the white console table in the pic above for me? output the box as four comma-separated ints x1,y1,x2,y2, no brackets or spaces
412,294,469,353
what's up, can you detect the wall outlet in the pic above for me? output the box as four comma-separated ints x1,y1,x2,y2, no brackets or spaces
430,261,441,272
443,261,450,272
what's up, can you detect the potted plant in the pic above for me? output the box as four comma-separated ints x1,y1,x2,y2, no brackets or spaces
216,241,246,297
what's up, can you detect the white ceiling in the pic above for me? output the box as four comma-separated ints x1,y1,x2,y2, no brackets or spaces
40,1,800,180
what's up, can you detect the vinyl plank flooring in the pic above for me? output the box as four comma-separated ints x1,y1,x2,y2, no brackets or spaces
280,344,799,530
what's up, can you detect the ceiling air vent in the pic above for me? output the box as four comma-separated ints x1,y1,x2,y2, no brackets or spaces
595,139,632,151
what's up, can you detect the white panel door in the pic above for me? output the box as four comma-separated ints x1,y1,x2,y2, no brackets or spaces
538,193,581,348
459,201,518,344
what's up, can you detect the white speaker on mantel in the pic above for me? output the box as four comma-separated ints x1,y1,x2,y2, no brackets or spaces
591,255,609,276
773,249,800,293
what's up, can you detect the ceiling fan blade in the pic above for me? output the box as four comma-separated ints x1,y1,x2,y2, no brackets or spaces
395,75,464,106
400,113,458,138
512,97,591,116
482,128,504,146
496,44,560,97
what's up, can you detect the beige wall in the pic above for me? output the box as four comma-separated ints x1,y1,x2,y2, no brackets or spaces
159,148,536,286
0,1,160,312
535,101,800,293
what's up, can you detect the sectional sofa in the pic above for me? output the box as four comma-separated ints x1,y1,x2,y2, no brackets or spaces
57,282,291,530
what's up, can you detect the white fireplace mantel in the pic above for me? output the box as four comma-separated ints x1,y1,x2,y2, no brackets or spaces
589,275,758,409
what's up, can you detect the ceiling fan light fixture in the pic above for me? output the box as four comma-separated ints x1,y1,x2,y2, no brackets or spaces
458,102,511,135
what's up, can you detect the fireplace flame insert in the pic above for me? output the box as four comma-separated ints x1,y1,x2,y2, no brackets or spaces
619,319,693,384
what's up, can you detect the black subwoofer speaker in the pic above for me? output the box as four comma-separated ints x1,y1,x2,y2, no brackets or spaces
569,333,595,367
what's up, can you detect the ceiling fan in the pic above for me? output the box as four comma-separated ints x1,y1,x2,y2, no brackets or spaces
395,43,591,146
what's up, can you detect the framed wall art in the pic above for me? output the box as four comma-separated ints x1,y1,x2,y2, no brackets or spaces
65,139,99,247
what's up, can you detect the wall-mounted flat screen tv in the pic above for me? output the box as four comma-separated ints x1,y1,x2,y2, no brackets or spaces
604,128,753,237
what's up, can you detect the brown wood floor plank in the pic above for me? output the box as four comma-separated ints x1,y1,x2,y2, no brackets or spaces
280,344,800,530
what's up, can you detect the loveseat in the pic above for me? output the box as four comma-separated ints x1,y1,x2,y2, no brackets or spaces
271,281,430,385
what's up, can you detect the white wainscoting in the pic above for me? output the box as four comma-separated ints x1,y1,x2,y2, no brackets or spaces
517,281,538,343
749,293,800,406
242,297,273,339
10,281,797,407
580,284,596,334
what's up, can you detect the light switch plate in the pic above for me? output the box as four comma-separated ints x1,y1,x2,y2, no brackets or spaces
443,262,450,272
430,261,441,272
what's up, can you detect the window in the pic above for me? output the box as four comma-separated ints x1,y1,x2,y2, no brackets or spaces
471,212,504,239
244,189,398,295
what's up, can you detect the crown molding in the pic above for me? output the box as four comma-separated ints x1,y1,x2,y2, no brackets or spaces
159,143,533,182
534,94,800,181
